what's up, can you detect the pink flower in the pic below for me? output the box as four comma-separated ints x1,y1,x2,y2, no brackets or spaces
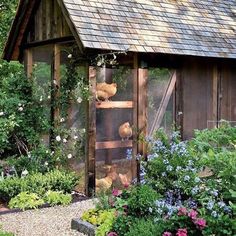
163,232,172,236
112,189,122,197
194,218,207,230
178,207,187,216
176,228,187,236
124,183,130,188
107,232,118,236
188,209,198,220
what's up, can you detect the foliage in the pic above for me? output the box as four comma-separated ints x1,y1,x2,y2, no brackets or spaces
82,209,116,236
111,215,135,236
127,185,160,216
143,129,200,196
44,190,72,206
0,169,79,202
125,218,164,236
8,192,45,210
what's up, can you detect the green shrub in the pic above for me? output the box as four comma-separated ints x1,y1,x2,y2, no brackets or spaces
127,185,160,216
0,169,79,202
8,192,44,210
44,190,72,206
125,218,164,236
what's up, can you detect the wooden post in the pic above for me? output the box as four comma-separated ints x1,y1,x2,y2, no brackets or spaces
212,66,218,128
133,53,139,181
26,48,33,78
86,66,96,196
138,68,148,159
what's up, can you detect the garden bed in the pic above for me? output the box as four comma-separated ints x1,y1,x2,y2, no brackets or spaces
0,191,89,215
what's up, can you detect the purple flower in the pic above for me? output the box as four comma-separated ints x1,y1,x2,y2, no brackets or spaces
108,232,118,236
194,218,207,230
188,209,198,219
176,228,187,236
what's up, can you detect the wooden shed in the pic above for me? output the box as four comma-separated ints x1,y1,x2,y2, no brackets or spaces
3,0,236,195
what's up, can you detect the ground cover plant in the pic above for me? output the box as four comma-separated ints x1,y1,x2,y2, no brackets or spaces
82,124,236,236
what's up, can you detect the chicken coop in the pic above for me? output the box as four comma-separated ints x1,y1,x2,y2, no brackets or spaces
3,0,236,195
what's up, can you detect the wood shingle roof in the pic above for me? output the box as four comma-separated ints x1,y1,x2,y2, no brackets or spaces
63,0,236,58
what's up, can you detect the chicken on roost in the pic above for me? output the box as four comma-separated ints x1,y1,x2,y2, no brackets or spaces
96,82,117,101
118,122,132,141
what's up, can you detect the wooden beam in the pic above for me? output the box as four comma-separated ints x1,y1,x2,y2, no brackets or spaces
138,68,148,159
96,101,133,109
212,66,218,128
96,140,132,150
86,66,96,196
133,53,139,182
25,48,33,78
150,71,177,135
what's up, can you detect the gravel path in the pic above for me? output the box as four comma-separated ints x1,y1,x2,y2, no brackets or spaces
0,199,95,236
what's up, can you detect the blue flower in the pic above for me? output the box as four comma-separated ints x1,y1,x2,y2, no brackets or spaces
126,148,132,160
166,165,173,171
184,175,190,181
211,211,218,218
163,159,169,165
162,172,167,177
218,201,226,208
191,186,199,195
210,189,218,197
207,200,215,210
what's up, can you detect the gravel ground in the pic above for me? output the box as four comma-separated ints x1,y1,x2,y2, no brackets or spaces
0,199,95,236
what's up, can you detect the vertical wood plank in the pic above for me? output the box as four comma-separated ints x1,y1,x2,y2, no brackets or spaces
138,68,148,159
133,53,139,181
86,66,96,196
212,65,218,127
26,49,33,78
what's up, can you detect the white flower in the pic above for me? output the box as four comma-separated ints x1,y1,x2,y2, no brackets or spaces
53,80,57,85
55,136,61,142
77,97,82,103
18,107,23,111
81,128,86,133
73,135,78,140
18,103,22,106
51,151,55,155
0,111,4,116
39,96,43,102
63,138,67,143
44,162,48,166
21,169,28,176
68,54,72,59
67,153,72,159
47,95,51,99
60,118,65,123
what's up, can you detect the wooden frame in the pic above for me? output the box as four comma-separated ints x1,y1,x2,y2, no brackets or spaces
86,66,96,196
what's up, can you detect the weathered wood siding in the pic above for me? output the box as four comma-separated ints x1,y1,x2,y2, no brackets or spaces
220,64,236,122
27,0,72,42
181,59,214,139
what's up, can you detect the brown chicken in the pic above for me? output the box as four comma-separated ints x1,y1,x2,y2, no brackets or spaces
119,122,132,141
119,170,133,186
96,82,117,101
96,165,118,192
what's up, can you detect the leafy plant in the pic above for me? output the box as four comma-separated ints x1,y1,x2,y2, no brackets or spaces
44,190,72,206
0,169,79,202
8,192,45,210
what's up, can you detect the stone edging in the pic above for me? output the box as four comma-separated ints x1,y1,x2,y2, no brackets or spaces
71,218,96,236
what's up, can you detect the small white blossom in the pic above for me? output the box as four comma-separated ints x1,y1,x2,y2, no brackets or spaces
73,135,78,140
39,96,43,102
53,80,57,85
18,103,22,106
0,111,4,116
44,162,48,166
51,151,55,155
63,138,67,143
81,128,86,133
60,118,65,123
67,153,72,159
68,54,72,59
77,97,82,103
47,95,51,99
18,107,23,111
21,169,28,176
55,136,61,142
